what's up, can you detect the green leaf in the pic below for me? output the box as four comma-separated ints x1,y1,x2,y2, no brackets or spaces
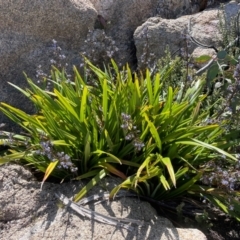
8,82,32,98
161,157,176,187
153,73,161,100
80,86,88,122
51,140,70,146
168,173,202,199
93,150,122,164
102,78,108,122
160,175,171,190
207,63,219,83
175,138,237,161
86,58,109,80
74,170,101,180
194,55,212,64
209,196,228,213
84,132,91,171
143,113,162,152
109,175,136,199
191,101,201,124
136,156,152,179
146,69,153,105
0,103,40,127
104,129,114,151
217,50,227,60
73,169,107,202
0,151,26,165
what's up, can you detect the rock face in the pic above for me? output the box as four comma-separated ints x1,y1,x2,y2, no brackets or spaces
0,164,207,240
134,1,240,69
155,0,208,18
89,0,158,63
0,0,233,131
0,0,97,45
134,10,221,69
0,0,97,130
86,0,215,64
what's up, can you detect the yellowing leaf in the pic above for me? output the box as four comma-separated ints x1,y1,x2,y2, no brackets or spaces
41,160,59,189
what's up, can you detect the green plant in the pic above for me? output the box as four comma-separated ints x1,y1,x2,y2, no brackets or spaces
0,58,239,221
194,9,240,124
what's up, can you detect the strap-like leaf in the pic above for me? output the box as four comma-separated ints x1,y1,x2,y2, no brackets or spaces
41,160,59,189
161,157,176,187
73,169,107,202
175,138,237,161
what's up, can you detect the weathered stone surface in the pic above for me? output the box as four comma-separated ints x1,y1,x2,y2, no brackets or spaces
87,1,224,65
224,0,240,24
0,0,97,130
134,1,238,70
155,0,209,18
88,0,159,66
0,0,97,45
0,164,207,240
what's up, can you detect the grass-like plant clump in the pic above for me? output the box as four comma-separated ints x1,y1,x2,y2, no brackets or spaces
0,55,240,223
1,9,240,231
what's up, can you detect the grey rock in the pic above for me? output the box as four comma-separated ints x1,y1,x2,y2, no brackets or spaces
88,0,159,66
155,0,207,18
0,0,97,45
87,0,222,65
0,164,207,240
0,0,97,130
223,0,240,25
134,1,237,70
